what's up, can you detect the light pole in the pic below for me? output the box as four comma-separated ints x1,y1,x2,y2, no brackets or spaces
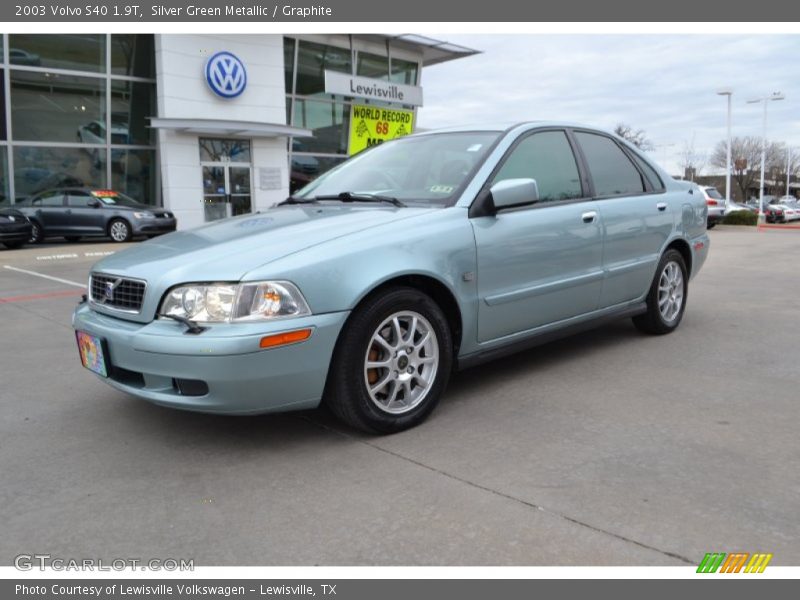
716,88,733,204
747,92,785,217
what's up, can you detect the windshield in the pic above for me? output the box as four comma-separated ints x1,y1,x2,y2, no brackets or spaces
705,187,723,200
92,190,142,207
293,131,501,206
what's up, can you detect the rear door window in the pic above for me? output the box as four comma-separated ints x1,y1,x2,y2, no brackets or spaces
575,131,647,197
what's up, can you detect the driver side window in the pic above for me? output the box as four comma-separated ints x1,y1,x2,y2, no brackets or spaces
492,131,583,203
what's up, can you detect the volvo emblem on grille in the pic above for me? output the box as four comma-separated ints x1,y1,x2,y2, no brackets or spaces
102,278,121,302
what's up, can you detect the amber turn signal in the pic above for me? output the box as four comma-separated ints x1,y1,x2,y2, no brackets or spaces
259,328,312,349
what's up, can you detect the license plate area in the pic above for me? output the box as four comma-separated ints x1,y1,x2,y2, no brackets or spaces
76,330,110,378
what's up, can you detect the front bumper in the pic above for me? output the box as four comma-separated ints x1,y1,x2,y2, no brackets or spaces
0,223,32,243
72,304,349,415
131,217,177,235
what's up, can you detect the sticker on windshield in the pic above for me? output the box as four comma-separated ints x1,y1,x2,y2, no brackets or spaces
466,144,483,152
429,185,455,194
91,190,119,199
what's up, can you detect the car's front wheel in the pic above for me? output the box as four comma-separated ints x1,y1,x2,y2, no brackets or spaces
633,249,688,335
325,286,453,433
28,221,44,244
108,219,132,243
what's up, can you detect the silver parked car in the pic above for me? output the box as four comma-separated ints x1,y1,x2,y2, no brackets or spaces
73,122,710,433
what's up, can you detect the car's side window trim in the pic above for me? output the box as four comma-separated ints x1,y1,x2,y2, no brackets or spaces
569,128,667,200
469,127,593,218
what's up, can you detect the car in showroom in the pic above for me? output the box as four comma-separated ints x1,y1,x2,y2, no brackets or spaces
16,188,176,243
0,207,32,249
695,185,725,228
73,123,709,433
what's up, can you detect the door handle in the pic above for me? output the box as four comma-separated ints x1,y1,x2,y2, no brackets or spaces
581,211,597,223
656,202,667,211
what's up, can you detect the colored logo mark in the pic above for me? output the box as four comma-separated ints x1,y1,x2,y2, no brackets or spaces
205,51,247,98
696,552,773,573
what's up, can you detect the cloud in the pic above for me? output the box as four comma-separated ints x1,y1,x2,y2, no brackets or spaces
418,35,800,174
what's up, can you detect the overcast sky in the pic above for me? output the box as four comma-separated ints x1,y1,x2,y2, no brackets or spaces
417,35,800,175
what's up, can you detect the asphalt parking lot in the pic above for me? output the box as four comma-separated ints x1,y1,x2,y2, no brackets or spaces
1,227,798,566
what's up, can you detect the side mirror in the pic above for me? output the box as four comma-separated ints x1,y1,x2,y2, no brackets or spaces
88,200,101,208
489,178,539,213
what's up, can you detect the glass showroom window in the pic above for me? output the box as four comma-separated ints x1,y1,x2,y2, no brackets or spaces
0,148,8,204
357,51,389,80
291,99,350,155
9,34,105,73
111,149,157,205
13,146,107,198
2,34,159,207
110,34,155,78
391,58,418,85
10,72,106,144
294,39,352,97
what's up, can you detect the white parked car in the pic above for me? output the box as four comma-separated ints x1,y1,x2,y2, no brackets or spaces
774,199,800,221
695,185,725,228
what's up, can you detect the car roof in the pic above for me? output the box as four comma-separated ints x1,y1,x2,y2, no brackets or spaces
410,121,624,137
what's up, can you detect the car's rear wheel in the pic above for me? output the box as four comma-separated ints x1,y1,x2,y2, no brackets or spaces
108,219,132,243
28,221,44,244
633,249,688,335
325,286,453,433
706,222,716,229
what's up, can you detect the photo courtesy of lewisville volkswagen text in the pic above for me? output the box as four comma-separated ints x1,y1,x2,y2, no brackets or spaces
1,0,799,593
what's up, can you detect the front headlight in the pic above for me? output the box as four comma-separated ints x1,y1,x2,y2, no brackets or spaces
159,281,311,323
133,211,155,219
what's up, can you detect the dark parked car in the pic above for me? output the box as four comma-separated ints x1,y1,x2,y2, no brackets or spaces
0,207,32,249
16,188,177,243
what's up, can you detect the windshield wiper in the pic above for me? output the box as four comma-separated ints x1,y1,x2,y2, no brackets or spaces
310,192,406,208
158,313,207,335
277,196,318,206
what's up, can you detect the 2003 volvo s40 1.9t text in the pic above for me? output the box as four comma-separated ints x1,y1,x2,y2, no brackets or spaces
73,123,709,433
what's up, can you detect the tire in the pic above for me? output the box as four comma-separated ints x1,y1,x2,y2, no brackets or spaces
633,249,688,335
706,222,716,229
108,219,132,243
325,286,454,434
64,236,81,242
3,240,25,249
28,221,44,244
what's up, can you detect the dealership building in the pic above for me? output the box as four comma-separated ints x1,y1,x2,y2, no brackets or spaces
0,34,476,229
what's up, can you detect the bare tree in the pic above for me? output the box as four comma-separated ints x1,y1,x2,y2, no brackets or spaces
710,136,784,200
613,123,654,151
677,135,706,181
772,145,800,196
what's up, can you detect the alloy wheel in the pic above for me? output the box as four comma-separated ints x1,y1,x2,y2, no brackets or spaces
363,311,439,415
657,261,684,323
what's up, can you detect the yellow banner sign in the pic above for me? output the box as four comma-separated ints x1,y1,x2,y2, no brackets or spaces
348,104,415,155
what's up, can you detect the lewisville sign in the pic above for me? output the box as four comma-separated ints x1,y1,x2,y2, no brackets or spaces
324,70,424,107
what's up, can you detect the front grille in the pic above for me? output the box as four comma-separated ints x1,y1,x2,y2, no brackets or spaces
90,273,146,312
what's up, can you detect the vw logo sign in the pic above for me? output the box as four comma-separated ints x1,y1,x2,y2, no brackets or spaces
205,51,247,99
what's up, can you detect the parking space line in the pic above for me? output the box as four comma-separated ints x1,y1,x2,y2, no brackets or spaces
0,289,84,304
3,265,86,288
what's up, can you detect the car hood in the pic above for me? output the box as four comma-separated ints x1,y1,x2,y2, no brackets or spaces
92,205,437,283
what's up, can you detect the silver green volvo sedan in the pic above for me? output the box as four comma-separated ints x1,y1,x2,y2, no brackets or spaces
73,122,709,433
